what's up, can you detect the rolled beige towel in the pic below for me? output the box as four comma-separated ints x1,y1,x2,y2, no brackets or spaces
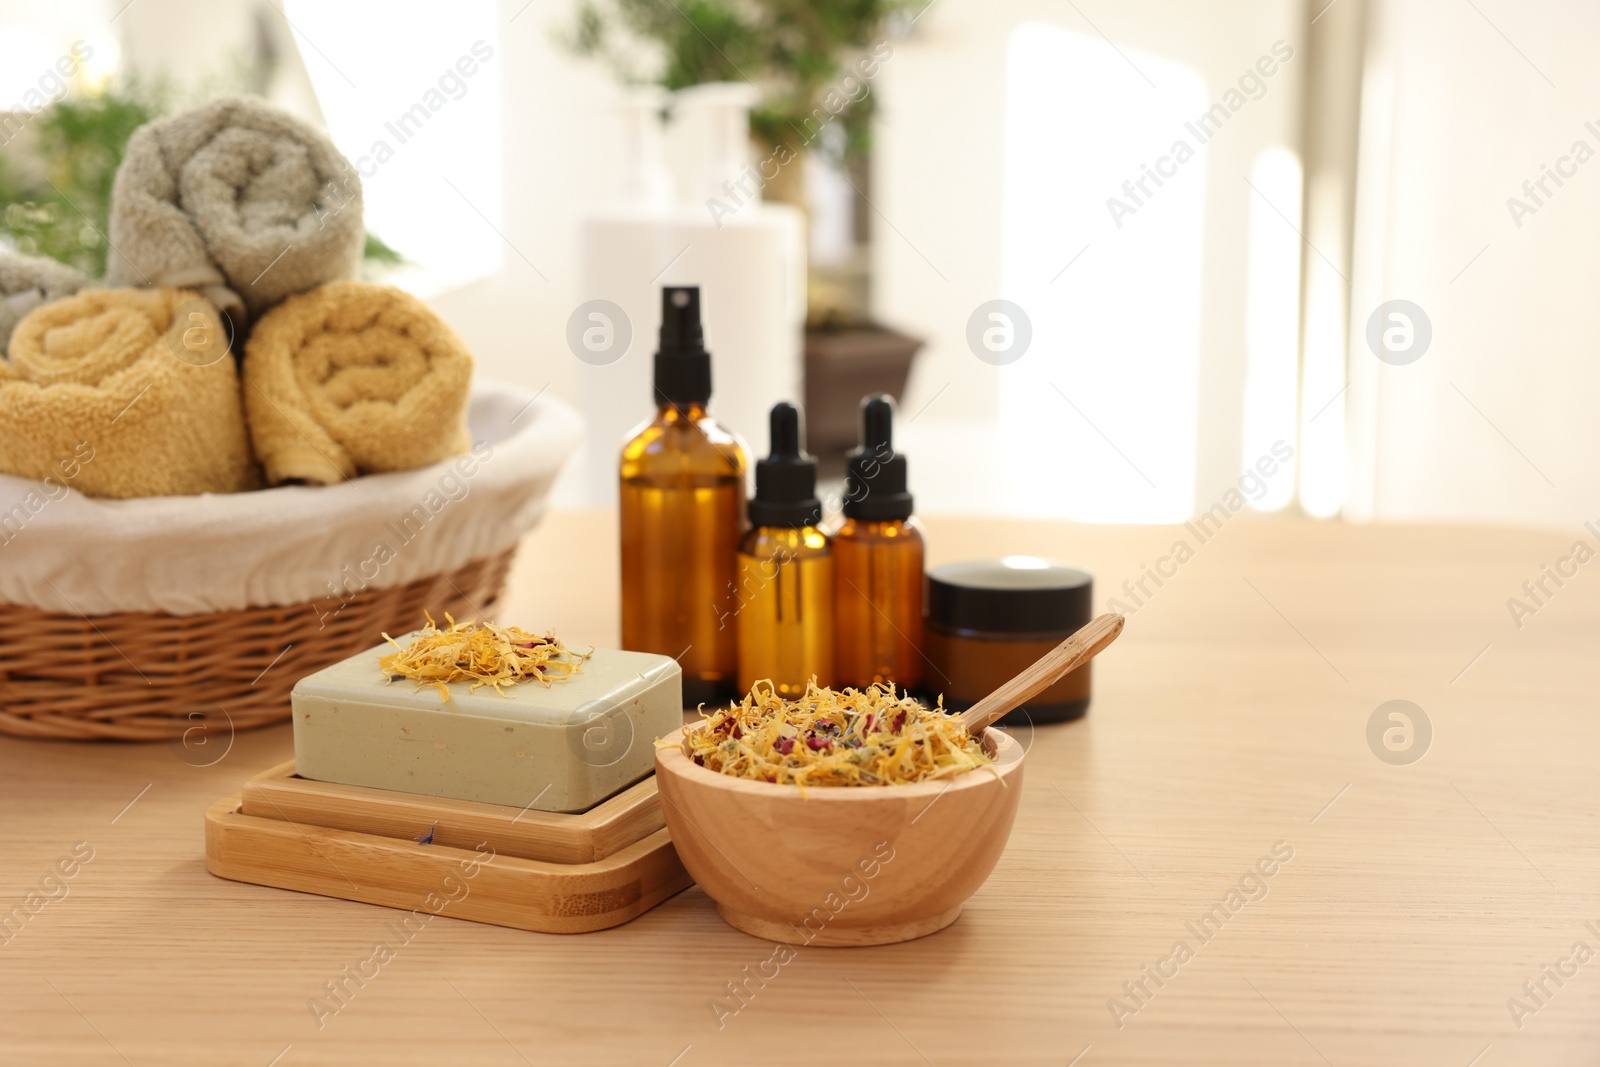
0,288,260,498
106,96,363,322
243,280,473,486
0,251,91,358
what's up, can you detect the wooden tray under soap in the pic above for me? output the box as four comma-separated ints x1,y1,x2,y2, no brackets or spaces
205,762,691,934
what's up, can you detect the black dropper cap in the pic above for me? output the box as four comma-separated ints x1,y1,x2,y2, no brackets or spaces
843,394,913,521
653,286,712,405
749,402,821,528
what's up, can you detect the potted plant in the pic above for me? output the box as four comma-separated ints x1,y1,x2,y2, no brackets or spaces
568,0,925,462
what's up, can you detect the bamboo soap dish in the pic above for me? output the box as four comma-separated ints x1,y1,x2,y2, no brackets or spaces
205,763,691,934
239,760,664,863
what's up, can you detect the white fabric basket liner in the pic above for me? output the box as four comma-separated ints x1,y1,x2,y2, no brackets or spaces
0,379,582,616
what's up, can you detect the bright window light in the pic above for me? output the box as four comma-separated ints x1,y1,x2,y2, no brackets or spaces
1298,174,1348,518
0,27,54,105
1241,146,1302,511
77,34,119,93
1001,22,1208,523
285,0,502,293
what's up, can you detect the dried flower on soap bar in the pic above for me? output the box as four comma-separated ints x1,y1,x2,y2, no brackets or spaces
380,612,592,700
670,680,993,790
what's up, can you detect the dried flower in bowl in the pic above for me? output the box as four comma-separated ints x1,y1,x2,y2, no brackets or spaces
669,679,994,790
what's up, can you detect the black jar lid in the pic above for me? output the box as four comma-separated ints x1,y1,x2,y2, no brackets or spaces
926,557,1093,635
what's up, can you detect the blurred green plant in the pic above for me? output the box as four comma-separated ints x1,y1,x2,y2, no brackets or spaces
362,233,403,266
0,83,401,278
0,91,158,276
567,0,913,169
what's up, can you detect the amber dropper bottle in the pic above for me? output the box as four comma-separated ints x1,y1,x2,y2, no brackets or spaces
620,286,748,706
736,402,833,698
833,395,924,691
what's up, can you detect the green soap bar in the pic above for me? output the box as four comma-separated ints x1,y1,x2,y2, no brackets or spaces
291,636,682,814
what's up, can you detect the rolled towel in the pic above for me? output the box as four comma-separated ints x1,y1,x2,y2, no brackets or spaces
243,280,473,486
0,251,91,358
0,288,260,498
106,96,363,322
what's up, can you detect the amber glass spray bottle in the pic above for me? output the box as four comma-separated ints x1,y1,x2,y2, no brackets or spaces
620,287,748,706
736,402,833,697
833,395,924,690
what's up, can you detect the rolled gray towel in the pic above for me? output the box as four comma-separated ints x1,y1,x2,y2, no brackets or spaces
0,250,90,358
106,96,363,322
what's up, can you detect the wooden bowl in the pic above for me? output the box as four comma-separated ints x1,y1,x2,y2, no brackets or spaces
654,725,1024,946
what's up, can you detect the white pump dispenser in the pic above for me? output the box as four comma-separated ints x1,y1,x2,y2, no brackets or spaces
568,82,805,509
670,82,762,209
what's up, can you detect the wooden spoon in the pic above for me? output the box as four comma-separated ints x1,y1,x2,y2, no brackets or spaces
958,613,1126,737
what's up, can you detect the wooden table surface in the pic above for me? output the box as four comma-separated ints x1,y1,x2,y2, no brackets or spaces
4,510,1597,1066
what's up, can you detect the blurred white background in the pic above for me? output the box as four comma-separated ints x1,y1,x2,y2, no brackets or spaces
2,0,1595,528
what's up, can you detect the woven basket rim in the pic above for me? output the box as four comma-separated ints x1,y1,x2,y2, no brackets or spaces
0,380,579,617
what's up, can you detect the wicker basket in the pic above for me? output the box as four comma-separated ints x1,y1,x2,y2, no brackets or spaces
0,381,580,743
0,549,513,742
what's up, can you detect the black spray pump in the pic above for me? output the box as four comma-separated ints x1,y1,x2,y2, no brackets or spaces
843,394,913,522
749,402,821,528
653,286,712,405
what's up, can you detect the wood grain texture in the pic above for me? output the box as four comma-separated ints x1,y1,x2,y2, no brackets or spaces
204,797,690,935
240,761,665,864
4,511,1600,1066
654,727,1024,946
